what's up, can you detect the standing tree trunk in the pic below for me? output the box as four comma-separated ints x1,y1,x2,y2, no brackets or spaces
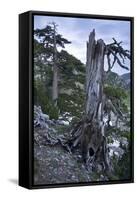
52,23,58,107
52,62,58,107
69,30,110,172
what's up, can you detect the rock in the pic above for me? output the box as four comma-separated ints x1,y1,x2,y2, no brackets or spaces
58,112,73,124
75,81,84,90
109,121,113,126
108,138,125,158
57,120,69,126
34,105,50,129
72,69,79,75
46,119,55,126
40,113,49,121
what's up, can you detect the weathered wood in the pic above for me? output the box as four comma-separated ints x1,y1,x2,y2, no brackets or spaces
69,30,110,172
82,30,109,169
86,30,105,122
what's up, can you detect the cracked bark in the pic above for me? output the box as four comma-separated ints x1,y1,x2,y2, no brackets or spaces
69,30,110,172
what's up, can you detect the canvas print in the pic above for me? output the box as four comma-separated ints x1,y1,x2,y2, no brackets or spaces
33,15,132,185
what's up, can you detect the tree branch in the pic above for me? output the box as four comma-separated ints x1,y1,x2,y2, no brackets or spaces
105,38,130,71
108,47,129,70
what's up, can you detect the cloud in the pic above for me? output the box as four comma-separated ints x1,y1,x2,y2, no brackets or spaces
34,15,131,75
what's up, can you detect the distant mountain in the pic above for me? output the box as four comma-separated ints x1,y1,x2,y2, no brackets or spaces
105,71,130,90
120,73,130,88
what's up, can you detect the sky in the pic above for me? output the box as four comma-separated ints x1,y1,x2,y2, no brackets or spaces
34,15,131,75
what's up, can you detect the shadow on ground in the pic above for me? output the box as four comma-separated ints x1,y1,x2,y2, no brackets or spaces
8,179,18,185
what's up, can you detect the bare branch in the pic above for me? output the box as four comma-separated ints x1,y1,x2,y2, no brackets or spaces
107,53,111,72
112,38,122,46
105,38,130,71
112,52,117,67
108,47,129,70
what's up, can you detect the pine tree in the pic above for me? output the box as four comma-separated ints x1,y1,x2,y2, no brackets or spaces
34,23,71,106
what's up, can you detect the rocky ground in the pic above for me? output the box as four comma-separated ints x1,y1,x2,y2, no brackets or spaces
33,105,129,185
34,127,108,185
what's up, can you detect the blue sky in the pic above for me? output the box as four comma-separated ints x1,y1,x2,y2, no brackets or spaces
34,15,131,75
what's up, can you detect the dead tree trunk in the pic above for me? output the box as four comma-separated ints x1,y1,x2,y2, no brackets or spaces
69,30,110,172
85,29,104,123
84,29,110,170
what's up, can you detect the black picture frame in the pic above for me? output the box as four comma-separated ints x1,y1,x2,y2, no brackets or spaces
19,10,134,189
